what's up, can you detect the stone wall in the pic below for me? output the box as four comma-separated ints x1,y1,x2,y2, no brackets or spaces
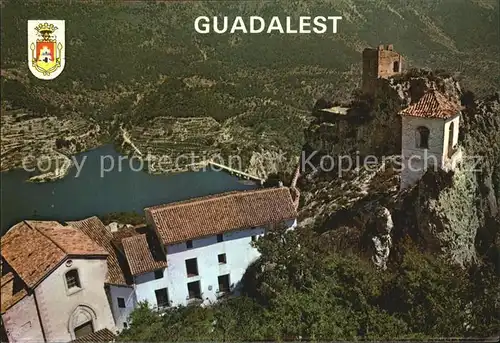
377,45,403,79
2,295,44,343
361,48,379,94
362,45,403,94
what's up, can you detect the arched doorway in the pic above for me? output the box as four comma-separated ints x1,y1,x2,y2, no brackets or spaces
68,305,96,340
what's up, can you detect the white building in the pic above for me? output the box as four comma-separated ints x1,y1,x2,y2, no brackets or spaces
1,187,298,341
119,187,298,308
400,90,463,189
67,217,137,332
0,221,116,342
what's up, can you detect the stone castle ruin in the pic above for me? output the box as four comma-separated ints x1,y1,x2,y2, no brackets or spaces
308,44,463,190
362,44,403,94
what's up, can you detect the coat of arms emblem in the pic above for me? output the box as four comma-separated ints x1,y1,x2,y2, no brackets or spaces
28,20,65,80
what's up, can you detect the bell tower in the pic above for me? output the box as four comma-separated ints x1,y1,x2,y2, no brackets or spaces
399,90,463,189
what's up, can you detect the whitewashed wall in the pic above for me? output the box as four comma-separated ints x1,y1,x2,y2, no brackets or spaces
134,267,168,307
164,226,266,306
107,285,136,332
134,218,296,308
33,258,116,342
400,114,460,189
443,115,460,156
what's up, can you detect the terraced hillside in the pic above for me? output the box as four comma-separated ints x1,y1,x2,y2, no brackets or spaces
1,108,101,174
1,0,498,178
128,117,222,173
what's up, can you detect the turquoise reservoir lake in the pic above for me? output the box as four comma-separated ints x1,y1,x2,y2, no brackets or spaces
0,145,258,232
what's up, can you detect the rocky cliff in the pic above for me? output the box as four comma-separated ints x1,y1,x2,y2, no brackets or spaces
299,70,500,268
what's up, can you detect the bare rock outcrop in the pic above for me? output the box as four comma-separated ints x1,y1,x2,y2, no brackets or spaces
415,166,479,267
369,207,394,270
298,156,400,267
302,70,499,268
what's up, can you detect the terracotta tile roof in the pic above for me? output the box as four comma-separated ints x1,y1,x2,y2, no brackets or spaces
1,272,28,314
146,187,298,245
110,225,167,276
145,191,244,212
1,221,108,288
122,234,167,276
30,221,109,256
110,225,148,252
69,328,116,343
400,90,462,119
67,217,130,286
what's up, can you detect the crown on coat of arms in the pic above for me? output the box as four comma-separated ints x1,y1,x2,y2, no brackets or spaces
35,23,57,34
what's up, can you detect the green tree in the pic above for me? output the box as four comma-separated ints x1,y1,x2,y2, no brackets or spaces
119,302,167,341
467,262,500,335
380,247,471,336
118,228,499,341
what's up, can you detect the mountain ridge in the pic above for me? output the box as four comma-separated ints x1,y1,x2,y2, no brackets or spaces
1,0,499,177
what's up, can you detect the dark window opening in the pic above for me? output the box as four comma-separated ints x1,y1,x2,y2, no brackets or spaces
393,60,400,73
155,288,169,308
74,321,93,339
123,322,128,329
417,126,430,149
185,258,199,277
251,235,257,242
186,240,193,249
154,270,164,280
187,281,201,299
117,297,126,308
218,253,227,264
218,274,230,293
65,269,81,289
217,234,223,242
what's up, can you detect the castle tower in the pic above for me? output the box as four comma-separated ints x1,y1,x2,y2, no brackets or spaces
400,90,463,189
362,44,403,94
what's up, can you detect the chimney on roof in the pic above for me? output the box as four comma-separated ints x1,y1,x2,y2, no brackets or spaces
387,44,394,51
